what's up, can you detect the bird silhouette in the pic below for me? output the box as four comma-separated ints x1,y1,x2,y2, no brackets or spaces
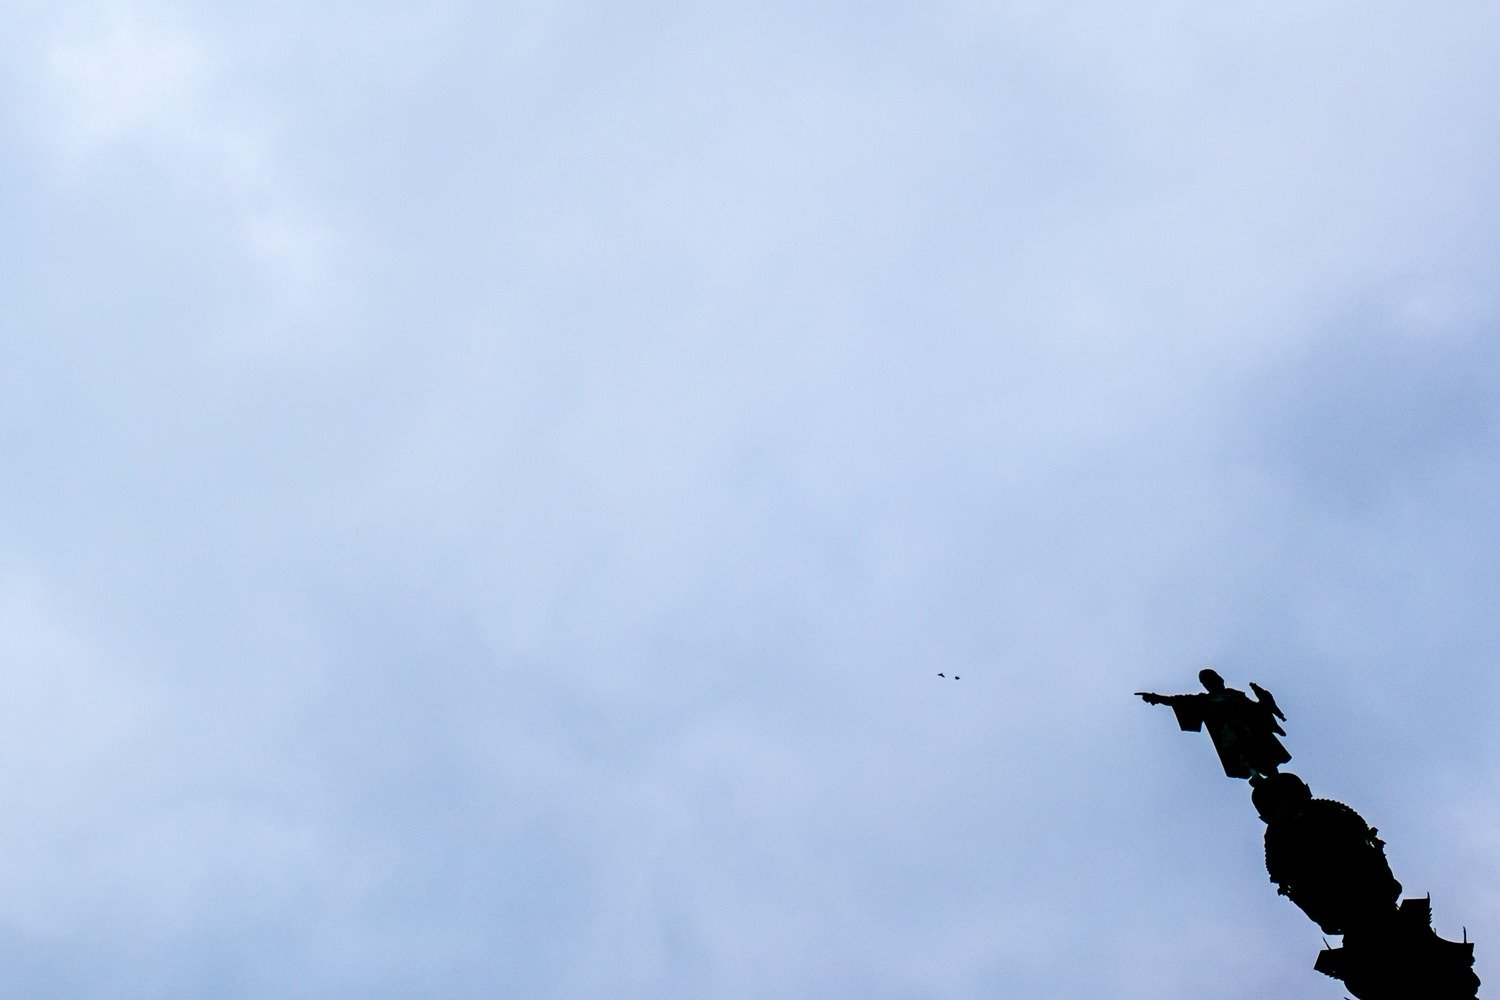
937,672,946,678
1249,681,1285,720
954,675,960,680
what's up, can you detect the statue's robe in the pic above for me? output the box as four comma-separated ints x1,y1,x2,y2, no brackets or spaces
1169,688,1291,778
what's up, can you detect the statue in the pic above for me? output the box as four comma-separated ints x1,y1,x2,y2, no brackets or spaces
1136,669,1290,778
1134,674,1478,999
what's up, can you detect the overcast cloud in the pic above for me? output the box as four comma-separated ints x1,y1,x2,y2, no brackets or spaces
1,1,1499,997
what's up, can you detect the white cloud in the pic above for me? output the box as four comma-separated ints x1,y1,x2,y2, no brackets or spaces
0,575,151,935
34,2,349,359
45,8,206,151
0,576,145,771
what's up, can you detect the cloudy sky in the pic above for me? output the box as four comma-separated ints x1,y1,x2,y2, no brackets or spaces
2,1,1498,996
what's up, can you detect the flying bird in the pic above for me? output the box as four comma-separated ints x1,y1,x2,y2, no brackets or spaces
937,672,946,678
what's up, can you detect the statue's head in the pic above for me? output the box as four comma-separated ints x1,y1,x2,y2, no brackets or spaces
1198,668,1226,692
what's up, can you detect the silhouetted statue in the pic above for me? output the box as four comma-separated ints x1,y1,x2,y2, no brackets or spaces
1136,669,1291,778
1132,679,1479,999
1252,773,1401,935
1316,897,1480,1000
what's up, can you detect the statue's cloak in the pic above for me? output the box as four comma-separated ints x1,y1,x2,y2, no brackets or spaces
1170,689,1291,778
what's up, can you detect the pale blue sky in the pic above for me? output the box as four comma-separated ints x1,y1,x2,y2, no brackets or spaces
2,1,1499,997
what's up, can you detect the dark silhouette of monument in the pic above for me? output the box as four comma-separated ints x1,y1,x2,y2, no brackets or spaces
1316,896,1480,1000
1136,668,1290,778
1253,772,1401,935
1138,674,1479,999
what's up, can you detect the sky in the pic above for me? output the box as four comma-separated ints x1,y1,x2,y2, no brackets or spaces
1,0,1499,996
